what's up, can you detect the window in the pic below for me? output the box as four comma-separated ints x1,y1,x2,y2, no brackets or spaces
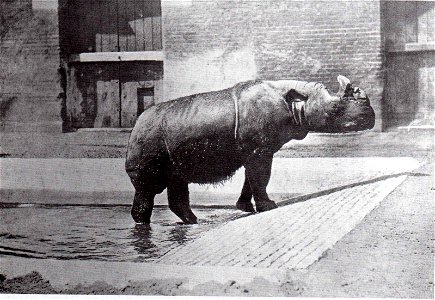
59,0,162,55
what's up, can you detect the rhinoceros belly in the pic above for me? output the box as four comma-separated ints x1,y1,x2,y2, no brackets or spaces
169,135,242,184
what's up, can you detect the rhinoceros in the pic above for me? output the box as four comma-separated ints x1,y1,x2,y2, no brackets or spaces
126,75,375,224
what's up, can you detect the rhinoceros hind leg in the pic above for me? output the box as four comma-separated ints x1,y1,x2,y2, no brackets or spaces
128,169,167,224
167,175,198,224
131,190,155,224
236,177,255,212
244,154,278,213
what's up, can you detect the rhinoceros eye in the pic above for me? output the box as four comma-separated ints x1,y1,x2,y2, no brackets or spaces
353,87,367,100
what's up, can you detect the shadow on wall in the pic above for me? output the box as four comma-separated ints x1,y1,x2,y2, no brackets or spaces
0,96,16,120
163,46,258,100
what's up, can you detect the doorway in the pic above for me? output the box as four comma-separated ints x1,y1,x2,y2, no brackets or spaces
137,87,155,117
382,1,435,129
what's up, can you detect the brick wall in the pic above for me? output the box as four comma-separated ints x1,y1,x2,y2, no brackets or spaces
162,0,384,130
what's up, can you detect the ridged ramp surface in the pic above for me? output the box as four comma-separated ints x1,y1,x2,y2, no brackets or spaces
157,158,420,269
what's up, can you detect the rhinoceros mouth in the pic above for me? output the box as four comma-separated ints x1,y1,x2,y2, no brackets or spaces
337,105,375,132
343,121,357,128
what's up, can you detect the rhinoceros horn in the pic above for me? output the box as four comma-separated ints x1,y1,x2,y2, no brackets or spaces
337,75,351,96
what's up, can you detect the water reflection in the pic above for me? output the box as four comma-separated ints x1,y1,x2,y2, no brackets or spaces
129,223,157,257
168,225,190,245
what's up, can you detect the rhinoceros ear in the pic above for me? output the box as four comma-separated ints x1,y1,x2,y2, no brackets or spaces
337,75,351,94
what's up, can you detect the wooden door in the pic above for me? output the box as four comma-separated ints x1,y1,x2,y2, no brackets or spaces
90,62,162,128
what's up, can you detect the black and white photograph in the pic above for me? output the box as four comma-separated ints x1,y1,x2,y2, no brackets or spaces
0,0,433,297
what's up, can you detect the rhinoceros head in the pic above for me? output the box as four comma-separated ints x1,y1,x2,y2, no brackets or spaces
303,75,375,133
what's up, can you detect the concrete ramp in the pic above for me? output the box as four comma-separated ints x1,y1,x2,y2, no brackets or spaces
157,158,420,269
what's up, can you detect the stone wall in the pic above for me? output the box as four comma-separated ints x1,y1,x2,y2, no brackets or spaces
0,2,62,132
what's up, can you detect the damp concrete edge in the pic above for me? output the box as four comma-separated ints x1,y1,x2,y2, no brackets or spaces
0,256,287,290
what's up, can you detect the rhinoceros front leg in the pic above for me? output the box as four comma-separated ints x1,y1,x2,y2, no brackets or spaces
167,175,198,224
236,178,255,212
244,154,278,212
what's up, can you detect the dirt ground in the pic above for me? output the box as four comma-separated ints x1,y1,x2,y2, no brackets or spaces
293,160,434,298
0,271,303,296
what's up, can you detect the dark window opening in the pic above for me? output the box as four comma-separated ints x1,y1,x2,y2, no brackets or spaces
59,0,162,54
137,87,155,117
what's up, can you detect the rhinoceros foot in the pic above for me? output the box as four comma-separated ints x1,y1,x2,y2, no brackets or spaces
168,204,198,224
131,205,152,224
255,200,278,212
181,212,198,224
236,200,256,213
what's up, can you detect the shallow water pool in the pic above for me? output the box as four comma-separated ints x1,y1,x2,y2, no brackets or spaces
0,205,247,262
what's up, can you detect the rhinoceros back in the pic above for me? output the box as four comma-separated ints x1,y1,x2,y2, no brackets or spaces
126,87,243,183
162,88,243,183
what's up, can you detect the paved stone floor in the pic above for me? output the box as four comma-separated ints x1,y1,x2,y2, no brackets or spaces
157,175,409,269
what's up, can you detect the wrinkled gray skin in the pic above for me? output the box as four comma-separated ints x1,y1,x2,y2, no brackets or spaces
126,75,375,224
